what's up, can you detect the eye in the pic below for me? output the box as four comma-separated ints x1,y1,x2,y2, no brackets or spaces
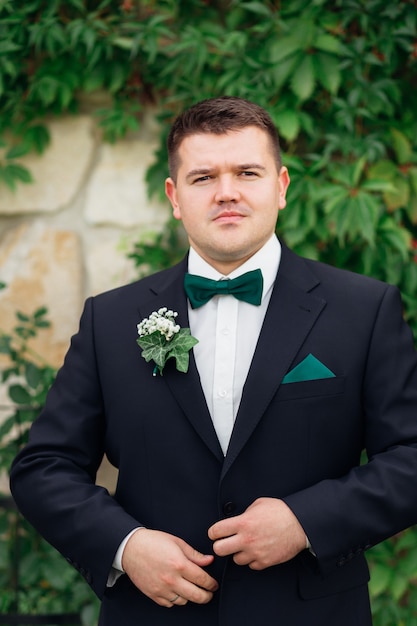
193,175,212,184
239,170,258,177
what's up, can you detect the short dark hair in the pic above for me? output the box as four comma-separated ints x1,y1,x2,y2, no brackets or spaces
167,96,282,181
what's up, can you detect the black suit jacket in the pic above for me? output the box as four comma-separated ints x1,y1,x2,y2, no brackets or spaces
10,244,417,625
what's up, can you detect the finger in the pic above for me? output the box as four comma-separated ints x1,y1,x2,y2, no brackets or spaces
175,577,216,605
232,551,252,567
183,545,215,569
212,534,240,557
155,595,181,608
122,529,218,605
182,560,219,594
167,594,187,607
208,517,239,541
168,593,181,603
180,547,218,592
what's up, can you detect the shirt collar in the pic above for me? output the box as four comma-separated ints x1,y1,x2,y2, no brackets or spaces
187,234,281,301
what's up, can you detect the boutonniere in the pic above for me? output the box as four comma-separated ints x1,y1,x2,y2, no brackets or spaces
137,307,198,376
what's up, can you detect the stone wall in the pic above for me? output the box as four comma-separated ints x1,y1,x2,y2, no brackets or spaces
0,108,170,491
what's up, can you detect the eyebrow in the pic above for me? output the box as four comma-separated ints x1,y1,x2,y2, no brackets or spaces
185,163,266,181
185,168,212,182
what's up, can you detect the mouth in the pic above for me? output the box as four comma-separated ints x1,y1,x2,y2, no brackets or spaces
213,210,247,224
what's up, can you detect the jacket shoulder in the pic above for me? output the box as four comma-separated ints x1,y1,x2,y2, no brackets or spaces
282,244,393,298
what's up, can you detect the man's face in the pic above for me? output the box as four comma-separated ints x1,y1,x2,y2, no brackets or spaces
165,126,290,274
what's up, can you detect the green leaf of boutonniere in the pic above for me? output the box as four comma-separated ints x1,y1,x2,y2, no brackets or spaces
137,308,198,376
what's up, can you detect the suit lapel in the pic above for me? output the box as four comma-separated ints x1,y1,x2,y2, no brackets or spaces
222,246,327,477
137,259,224,463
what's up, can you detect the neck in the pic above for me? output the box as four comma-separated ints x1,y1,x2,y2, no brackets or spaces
190,249,262,276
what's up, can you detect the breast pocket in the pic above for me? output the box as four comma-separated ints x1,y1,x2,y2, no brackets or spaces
278,376,346,401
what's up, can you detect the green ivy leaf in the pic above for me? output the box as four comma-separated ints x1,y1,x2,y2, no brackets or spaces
369,562,392,597
9,384,33,405
314,33,343,55
66,0,86,10
137,328,198,375
0,41,21,55
355,192,379,245
34,306,49,319
275,109,301,142
165,330,199,373
391,572,410,601
241,2,273,18
291,55,315,102
0,414,19,440
314,53,341,95
5,143,31,159
25,362,42,389
25,125,50,154
269,36,302,64
368,159,398,180
352,155,367,187
0,163,33,190
378,218,411,261
16,311,30,322
390,128,412,165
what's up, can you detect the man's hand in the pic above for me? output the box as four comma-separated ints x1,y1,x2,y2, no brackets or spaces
122,528,218,607
208,498,306,570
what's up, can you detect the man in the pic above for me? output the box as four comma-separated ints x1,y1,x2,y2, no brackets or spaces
10,96,417,625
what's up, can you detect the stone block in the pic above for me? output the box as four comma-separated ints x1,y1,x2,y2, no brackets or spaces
85,231,141,295
85,139,169,227
0,223,83,367
0,116,96,215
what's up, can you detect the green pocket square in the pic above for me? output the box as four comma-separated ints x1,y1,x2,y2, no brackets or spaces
282,353,336,384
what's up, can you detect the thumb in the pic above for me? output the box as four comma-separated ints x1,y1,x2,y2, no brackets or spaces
183,544,215,566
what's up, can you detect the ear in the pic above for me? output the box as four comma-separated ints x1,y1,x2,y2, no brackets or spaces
278,167,290,210
165,178,181,220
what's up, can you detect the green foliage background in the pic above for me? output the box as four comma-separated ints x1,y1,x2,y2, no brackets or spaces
1,0,417,623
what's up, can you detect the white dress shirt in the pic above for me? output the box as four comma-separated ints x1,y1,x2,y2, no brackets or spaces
188,234,281,454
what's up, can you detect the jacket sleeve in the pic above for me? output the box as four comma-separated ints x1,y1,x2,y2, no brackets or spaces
10,297,140,599
283,284,417,577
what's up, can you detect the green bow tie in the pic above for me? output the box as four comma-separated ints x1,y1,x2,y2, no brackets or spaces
184,269,263,309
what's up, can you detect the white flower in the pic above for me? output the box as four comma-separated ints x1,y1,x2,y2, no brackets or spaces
137,307,198,376
137,308,180,341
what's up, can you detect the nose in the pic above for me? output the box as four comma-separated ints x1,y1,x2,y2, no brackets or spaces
214,175,241,204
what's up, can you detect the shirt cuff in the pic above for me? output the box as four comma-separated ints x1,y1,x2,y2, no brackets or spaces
306,535,316,556
106,527,143,587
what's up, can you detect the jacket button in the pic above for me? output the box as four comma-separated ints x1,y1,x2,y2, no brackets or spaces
223,501,236,516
